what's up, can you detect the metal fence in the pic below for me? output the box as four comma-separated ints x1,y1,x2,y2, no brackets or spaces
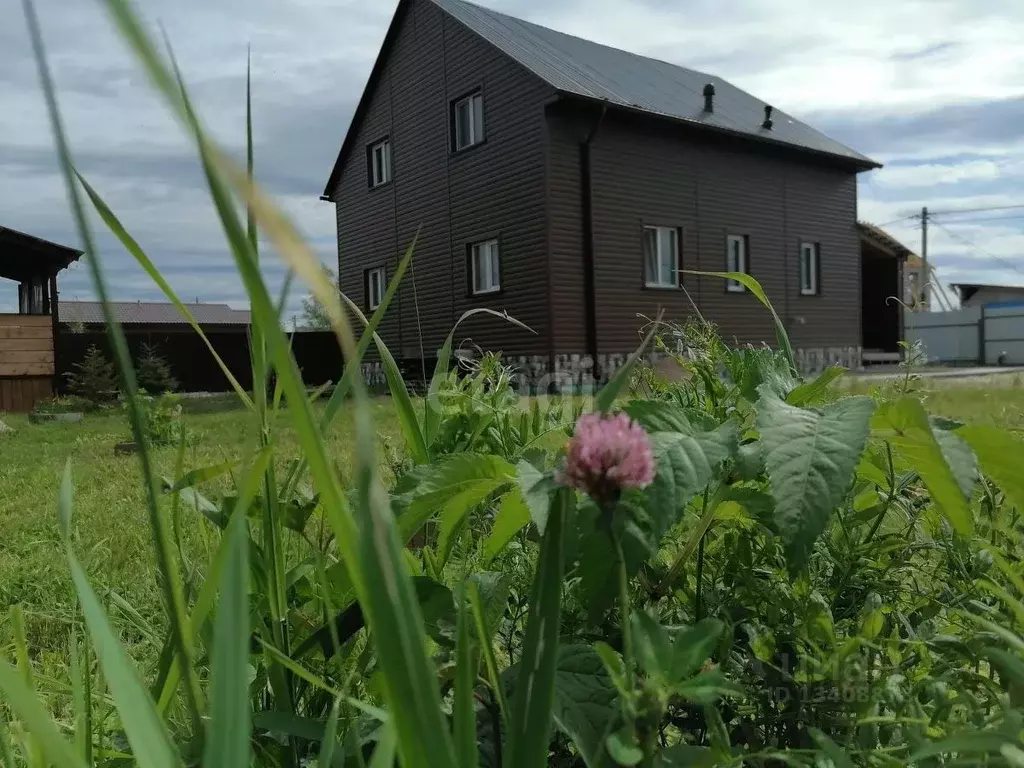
906,305,1024,365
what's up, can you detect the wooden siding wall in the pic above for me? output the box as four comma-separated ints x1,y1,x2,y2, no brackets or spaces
548,110,862,355
0,314,54,376
333,0,554,360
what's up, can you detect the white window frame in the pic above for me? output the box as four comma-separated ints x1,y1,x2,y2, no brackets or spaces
726,234,749,292
370,139,391,187
453,92,485,151
470,239,501,295
800,242,819,295
367,266,385,310
643,226,680,289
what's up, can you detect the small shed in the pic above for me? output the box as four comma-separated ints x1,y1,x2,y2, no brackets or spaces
858,221,912,363
0,227,81,412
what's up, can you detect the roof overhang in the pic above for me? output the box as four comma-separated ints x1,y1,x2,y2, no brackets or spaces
0,226,83,282
858,222,913,260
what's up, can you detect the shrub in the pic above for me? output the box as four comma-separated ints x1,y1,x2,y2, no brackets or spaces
65,344,118,406
31,394,90,414
136,342,179,393
128,391,194,446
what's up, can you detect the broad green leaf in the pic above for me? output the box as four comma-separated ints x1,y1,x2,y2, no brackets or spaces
684,270,795,375
786,365,845,406
437,483,508,569
606,729,643,766
656,745,716,767
482,486,531,565
516,460,560,535
931,418,977,499
631,612,673,683
758,392,874,570
624,400,718,434
167,460,237,493
505,488,572,766
594,642,628,695
202,500,251,768
646,420,739,524
398,454,515,543
674,669,739,705
959,425,1024,513
874,397,972,535
669,619,724,682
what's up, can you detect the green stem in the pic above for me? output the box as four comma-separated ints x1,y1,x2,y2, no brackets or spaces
695,534,706,621
611,527,634,694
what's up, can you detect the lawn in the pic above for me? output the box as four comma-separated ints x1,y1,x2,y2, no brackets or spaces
1,377,1022,687
0,396,406,678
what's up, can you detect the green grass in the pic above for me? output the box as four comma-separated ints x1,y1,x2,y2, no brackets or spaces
0,379,1020,719
0,398,405,679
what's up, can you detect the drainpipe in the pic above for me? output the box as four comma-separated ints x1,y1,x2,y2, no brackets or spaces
580,104,607,379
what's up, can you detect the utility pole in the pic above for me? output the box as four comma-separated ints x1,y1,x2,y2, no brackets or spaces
920,206,929,308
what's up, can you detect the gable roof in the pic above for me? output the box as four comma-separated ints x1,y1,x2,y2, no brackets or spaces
61,301,251,326
323,0,879,197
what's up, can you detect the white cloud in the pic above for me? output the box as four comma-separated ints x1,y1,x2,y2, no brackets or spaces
875,160,1002,188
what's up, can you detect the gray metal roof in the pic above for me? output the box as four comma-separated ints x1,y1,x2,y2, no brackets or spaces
61,301,251,326
431,0,878,169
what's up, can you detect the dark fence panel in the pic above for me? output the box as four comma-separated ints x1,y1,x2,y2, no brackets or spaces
56,329,344,394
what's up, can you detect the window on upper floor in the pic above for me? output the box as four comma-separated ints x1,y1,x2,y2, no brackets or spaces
726,234,749,292
366,266,386,310
452,92,485,151
469,238,501,294
800,242,820,295
643,226,680,289
368,138,391,187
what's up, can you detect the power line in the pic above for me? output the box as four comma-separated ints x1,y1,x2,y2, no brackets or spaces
929,219,1024,279
931,214,1024,226
873,215,920,229
929,203,1024,217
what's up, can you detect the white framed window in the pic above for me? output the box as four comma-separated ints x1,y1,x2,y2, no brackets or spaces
367,266,385,310
800,242,819,295
469,239,501,294
726,234,749,292
643,226,680,288
369,139,391,187
453,92,484,151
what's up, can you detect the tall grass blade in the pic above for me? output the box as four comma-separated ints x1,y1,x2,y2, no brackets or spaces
0,660,84,768
201,491,252,768
24,0,203,734
95,5,456,763
468,582,509,722
505,488,572,766
319,697,343,767
339,294,428,464
11,604,42,768
454,583,478,768
59,483,179,767
683,270,796,375
595,311,661,413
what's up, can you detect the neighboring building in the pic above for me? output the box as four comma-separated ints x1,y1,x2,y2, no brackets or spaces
60,301,251,333
857,221,914,360
0,226,81,412
952,283,1024,309
322,0,883,385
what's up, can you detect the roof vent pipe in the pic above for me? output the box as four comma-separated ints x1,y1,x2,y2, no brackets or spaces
702,83,715,113
762,105,774,130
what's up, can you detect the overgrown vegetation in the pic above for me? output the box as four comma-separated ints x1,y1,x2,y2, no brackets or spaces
7,1,1024,765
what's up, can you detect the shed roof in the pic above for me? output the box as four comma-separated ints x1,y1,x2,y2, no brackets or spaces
61,301,251,326
0,226,82,282
858,222,916,260
323,0,879,196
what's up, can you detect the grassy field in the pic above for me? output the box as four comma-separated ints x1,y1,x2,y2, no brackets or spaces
0,397,406,677
2,378,1023,682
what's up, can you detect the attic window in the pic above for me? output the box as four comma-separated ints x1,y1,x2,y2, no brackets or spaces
453,92,484,151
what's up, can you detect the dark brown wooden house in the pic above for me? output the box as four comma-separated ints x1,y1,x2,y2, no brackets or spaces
0,227,81,411
322,0,886,386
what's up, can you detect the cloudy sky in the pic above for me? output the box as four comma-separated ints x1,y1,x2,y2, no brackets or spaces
4,0,1024,316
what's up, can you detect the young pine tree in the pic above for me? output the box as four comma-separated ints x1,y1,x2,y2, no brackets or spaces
136,342,179,393
66,344,119,406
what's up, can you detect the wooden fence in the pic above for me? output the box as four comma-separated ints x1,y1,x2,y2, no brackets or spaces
55,329,345,395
